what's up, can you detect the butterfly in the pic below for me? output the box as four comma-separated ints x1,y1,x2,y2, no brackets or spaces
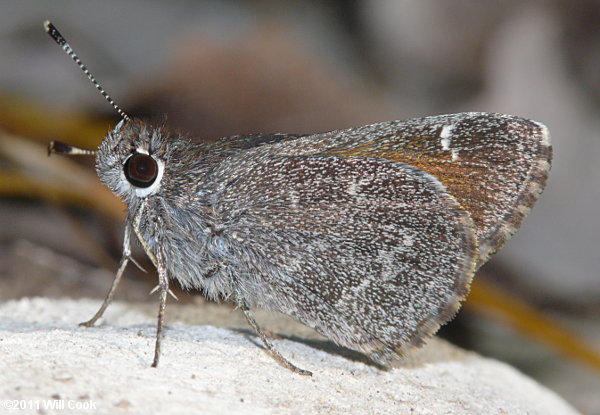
45,21,551,375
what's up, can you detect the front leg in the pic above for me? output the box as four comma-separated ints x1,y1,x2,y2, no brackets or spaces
80,203,147,327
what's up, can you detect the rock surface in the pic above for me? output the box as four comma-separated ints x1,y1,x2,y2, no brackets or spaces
0,297,579,415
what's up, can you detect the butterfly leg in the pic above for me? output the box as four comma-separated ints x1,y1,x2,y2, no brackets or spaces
151,250,169,367
79,223,133,327
120,200,168,368
238,299,312,376
80,203,147,327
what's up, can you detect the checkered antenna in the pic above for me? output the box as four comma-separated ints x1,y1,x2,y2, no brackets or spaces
44,20,130,122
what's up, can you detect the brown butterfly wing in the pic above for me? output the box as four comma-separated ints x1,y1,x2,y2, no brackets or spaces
296,113,552,267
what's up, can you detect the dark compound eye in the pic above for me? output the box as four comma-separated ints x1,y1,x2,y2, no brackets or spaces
124,153,158,188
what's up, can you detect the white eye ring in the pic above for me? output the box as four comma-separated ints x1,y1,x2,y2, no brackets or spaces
134,158,164,197
121,149,165,197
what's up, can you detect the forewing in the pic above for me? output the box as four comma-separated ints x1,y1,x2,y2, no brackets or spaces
272,113,551,267
212,155,477,363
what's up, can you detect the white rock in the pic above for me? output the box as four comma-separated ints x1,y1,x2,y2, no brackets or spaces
0,298,579,415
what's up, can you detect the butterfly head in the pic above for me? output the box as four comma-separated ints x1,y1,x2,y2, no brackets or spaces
48,118,173,203
94,118,172,201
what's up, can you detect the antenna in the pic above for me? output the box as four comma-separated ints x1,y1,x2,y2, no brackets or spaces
47,140,97,156
44,20,130,122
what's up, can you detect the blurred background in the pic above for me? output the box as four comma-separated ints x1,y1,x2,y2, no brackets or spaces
0,1,598,412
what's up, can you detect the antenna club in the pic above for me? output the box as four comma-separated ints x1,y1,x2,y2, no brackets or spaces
48,140,97,156
44,20,66,46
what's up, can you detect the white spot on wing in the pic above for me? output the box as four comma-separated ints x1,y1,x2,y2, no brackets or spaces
441,137,450,151
440,124,455,140
439,124,459,160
